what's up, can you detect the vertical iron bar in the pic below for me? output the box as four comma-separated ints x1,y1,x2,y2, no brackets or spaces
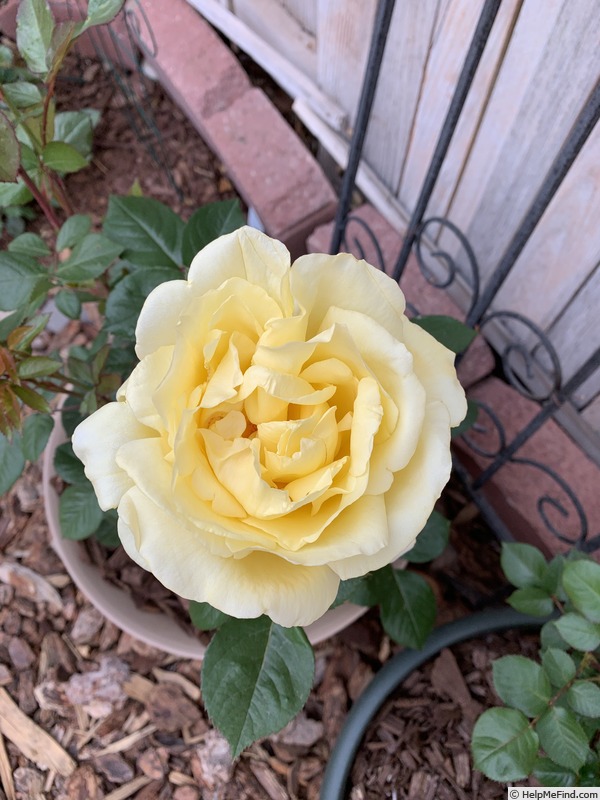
329,0,397,255
467,79,600,327
391,0,502,280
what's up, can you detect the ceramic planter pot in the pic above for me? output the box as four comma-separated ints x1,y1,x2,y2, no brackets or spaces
42,415,367,659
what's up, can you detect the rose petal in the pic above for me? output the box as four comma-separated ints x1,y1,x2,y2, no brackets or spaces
291,251,406,339
328,401,452,579
72,402,156,510
402,318,467,427
188,227,292,312
135,280,189,359
117,487,339,626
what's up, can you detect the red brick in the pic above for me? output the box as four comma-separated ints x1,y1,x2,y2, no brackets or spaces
202,87,337,256
454,377,600,557
139,0,250,120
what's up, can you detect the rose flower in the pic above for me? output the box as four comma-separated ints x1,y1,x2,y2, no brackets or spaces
73,227,466,627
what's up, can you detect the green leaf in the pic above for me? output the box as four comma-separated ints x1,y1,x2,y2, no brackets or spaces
56,214,92,251
105,267,179,339
541,649,577,688
555,613,600,651
492,655,552,717
532,757,577,787
0,431,25,493
507,587,555,617
471,707,538,782
404,510,450,563
54,289,82,320
45,20,78,82
80,0,124,31
0,110,20,183
53,109,100,158
567,681,600,718
21,413,53,461
0,180,32,206
93,509,120,548
58,481,104,540
16,0,54,74
412,315,477,354
537,707,590,771
2,81,43,108
379,567,436,649
12,384,50,413
332,573,381,608
42,141,88,173
189,601,230,631
451,398,479,438
17,355,60,379
104,195,184,268
542,555,566,596
563,560,600,624
501,542,548,589
57,233,122,281
201,616,314,758
541,620,570,651
181,199,245,267
53,440,86,484
0,45,14,67
8,232,51,257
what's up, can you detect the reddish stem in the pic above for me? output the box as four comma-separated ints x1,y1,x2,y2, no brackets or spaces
18,167,61,231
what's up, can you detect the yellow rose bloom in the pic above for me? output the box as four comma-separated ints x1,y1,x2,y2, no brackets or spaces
72,227,466,627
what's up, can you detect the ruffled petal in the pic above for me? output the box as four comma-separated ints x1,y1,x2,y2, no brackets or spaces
402,318,467,427
291,251,406,340
135,280,189,359
188,227,292,311
117,486,339,627
328,401,452,579
72,402,156,510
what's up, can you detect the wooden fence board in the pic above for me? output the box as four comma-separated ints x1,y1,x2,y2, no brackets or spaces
281,0,317,35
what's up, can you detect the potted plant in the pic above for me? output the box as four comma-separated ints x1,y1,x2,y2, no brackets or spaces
0,0,473,756
321,542,600,797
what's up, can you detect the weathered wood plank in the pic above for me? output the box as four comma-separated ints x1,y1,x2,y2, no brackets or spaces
316,0,377,125
397,0,483,209
440,0,599,283
361,0,440,192
185,0,347,130
233,0,317,79
281,0,317,35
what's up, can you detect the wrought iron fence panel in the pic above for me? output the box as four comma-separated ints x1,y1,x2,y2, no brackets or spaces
329,0,600,550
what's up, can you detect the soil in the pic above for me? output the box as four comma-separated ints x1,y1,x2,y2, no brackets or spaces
0,55,538,799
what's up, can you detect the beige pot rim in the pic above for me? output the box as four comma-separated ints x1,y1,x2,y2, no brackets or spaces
42,414,367,660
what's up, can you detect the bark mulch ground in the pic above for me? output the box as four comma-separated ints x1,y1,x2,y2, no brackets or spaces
0,56,537,800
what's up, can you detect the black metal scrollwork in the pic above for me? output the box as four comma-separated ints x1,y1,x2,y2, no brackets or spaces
479,311,563,402
414,217,480,317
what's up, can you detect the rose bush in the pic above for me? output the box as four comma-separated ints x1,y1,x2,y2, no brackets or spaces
72,227,466,627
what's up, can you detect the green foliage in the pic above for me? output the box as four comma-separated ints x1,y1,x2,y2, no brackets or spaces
472,543,600,786
103,195,184,268
189,601,231,631
472,708,539,782
378,567,436,649
181,199,245,266
0,110,20,182
404,510,450,563
412,314,477,354
201,617,315,758
58,480,104,540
